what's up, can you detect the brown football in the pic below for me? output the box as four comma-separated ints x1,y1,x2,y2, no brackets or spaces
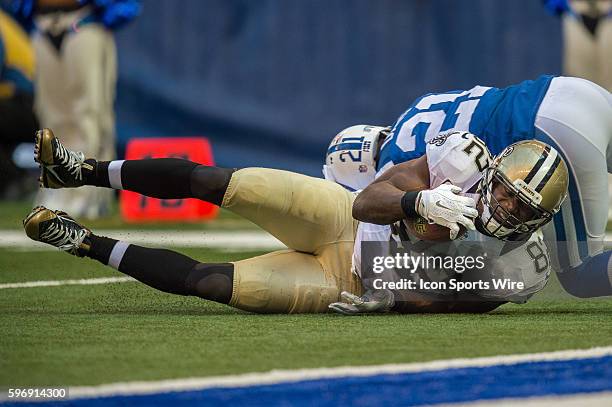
404,216,466,241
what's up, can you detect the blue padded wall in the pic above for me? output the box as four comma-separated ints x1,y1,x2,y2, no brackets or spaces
115,0,561,175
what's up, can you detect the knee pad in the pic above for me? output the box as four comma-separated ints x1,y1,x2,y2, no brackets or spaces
190,166,235,206
185,263,234,304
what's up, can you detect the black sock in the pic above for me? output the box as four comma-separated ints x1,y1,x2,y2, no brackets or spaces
86,235,234,303
121,159,199,199
82,158,198,197
82,158,233,205
83,159,110,188
118,244,199,295
87,234,116,264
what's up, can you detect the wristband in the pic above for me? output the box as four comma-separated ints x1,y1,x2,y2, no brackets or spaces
400,191,420,218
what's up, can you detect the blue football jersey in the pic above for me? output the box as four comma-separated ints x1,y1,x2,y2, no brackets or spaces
377,75,555,171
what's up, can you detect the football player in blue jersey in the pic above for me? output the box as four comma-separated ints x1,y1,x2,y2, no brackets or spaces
324,75,612,299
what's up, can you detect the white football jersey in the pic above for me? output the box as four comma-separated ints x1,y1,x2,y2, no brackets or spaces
352,131,551,303
353,131,489,275
424,131,491,191
460,230,551,303
394,131,491,242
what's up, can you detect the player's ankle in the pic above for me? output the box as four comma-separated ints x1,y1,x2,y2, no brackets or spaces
77,234,93,257
86,234,120,264
80,159,96,185
82,159,111,188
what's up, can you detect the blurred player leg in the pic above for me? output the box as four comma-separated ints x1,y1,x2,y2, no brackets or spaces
32,24,75,212
562,3,612,91
535,76,612,297
67,24,117,218
33,14,117,219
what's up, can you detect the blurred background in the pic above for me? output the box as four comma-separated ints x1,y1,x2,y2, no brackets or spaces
113,0,563,175
1,0,610,220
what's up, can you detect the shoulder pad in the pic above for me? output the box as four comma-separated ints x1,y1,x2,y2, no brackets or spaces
426,131,491,189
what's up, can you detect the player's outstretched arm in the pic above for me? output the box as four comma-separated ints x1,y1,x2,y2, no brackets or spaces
329,288,505,315
352,156,430,225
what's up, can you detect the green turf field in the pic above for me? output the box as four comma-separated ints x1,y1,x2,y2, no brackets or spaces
2,246,612,388
0,200,259,230
1,202,612,388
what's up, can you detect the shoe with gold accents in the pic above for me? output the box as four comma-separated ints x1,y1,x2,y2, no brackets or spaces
34,128,94,188
23,206,91,257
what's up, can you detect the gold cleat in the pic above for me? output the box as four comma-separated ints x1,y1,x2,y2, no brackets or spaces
23,206,91,257
35,128,94,188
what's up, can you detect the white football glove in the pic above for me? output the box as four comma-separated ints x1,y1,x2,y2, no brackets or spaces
416,184,478,240
328,290,395,315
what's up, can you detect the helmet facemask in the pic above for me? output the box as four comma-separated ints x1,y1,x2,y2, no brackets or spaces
477,167,553,240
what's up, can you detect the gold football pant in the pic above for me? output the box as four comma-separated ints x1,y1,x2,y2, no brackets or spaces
221,168,362,313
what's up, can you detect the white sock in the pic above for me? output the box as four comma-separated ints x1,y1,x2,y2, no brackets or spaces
107,160,125,190
108,241,130,270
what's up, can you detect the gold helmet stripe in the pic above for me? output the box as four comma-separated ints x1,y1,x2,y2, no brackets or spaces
523,144,551,185
535,155,562,193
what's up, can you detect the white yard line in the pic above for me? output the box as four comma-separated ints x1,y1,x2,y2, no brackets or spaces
0,276,135,289
19,346,612,400
1,230,610,250
0,230,285,250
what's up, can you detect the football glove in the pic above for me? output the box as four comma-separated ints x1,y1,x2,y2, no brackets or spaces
328,290,395,315
416,184,478,240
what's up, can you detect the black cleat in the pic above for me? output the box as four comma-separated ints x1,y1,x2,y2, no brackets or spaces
23,206,91,257
35,128,94,188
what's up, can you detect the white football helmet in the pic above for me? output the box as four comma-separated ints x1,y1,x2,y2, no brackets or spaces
323,124,390,191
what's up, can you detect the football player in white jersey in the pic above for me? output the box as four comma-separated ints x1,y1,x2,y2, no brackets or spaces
324,75,612,299
329,131,567,314
24,128,567,315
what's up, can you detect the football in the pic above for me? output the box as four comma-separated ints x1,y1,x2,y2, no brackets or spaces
404,216,465,241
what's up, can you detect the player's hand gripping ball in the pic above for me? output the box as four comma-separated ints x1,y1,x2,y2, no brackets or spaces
415,184,477,240
405,216,467,241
